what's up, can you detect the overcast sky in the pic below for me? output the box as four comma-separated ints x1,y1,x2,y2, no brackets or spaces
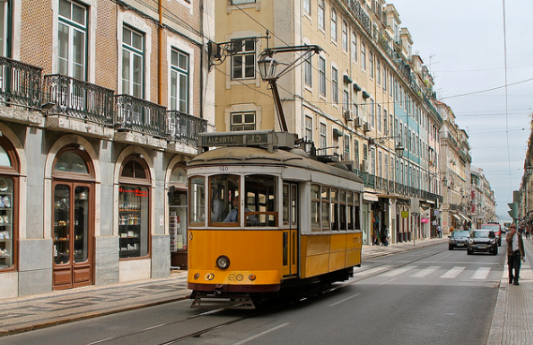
391,0,533,221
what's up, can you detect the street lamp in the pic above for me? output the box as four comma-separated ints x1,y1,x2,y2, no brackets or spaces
368,136,404,158
257,45,322,132
526,161,533,175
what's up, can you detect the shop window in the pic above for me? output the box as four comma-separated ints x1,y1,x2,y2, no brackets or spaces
118,157,150,259
0,138,18,271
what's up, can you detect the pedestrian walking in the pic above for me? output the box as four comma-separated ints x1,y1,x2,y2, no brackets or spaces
506,224,525,286
437,225,442,238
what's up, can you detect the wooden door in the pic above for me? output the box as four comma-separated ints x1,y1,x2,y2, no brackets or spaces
52,182,93,289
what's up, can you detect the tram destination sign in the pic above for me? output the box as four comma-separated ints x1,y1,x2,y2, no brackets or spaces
198,131,296,153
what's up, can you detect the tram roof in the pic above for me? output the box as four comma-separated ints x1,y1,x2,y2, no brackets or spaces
188,146,363,183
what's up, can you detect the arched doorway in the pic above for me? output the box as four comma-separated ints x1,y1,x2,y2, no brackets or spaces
52,145,95,290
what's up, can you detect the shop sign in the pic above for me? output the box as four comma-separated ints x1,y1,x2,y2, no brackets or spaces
401,211,409,218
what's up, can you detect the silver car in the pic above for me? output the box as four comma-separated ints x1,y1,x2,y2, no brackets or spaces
448,230,470,250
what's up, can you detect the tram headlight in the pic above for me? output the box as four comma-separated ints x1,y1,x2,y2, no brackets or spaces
216,255,230,270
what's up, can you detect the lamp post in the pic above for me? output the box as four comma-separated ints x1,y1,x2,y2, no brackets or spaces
257,45,322,133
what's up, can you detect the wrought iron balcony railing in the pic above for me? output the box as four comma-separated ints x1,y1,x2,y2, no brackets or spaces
43,74,114,125
167,110,207,147
115,95,167,138
0,56,42,109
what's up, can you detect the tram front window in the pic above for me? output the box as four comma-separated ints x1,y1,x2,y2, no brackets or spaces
244,175,275,227
209,175,239,225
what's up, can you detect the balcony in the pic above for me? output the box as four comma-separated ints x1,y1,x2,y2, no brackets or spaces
114,95,167,149
0,56,43,125
43,74,114,139
167,110,207,154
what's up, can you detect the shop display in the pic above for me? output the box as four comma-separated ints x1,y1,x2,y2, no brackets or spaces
118,186,145,258
0,187,13,269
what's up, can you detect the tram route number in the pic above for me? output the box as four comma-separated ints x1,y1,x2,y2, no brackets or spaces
219,166,228,172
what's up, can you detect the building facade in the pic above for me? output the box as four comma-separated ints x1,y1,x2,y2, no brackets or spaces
0,0,214,299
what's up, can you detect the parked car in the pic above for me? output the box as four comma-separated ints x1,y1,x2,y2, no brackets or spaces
480,223,502,246
448,230,470,250
467,229,498,255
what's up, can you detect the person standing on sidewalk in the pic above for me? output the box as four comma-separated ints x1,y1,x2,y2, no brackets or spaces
506,224,525,286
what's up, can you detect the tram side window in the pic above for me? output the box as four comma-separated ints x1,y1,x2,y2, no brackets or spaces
348,191,361,231
209,175,239,225
347,191,354,230
339,189,347,230
354,192,361,230
331,188,339,231
245,175,275,227
311,184,320,232
321,186,330,231
189,176,205,226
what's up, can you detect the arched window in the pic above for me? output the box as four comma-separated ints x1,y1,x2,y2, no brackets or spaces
0,137,20,272
118,156,150,259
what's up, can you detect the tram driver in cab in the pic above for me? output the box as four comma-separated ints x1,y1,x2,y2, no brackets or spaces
223,193,258,225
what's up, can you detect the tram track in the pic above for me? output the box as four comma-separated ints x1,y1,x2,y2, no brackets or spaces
86,246,448,345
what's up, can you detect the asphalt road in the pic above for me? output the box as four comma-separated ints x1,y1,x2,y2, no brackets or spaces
2,242,504,345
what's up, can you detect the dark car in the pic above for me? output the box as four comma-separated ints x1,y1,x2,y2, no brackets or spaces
467,229,498,255
480,223,502,246
448,230,470,250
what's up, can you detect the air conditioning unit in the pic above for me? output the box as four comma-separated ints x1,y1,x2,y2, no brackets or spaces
342,108,351,120
353,117,362,127
360,159,368,172
363,122,371,132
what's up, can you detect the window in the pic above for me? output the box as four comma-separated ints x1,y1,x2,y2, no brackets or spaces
384,109,388,135
342,20,348,51
303,0,311,15
122,26,144,98
318,0,325,31
58,0,87,80
377,104,381,132
343,89,349,111
332,67,338,104
368,50,374,78
311,184,320,231
232,38,256,80
170,49,189,113
320,123,327,150
369,99,374,128
383,65,387,90
305,55,312,87
245,175,276,227
330,8,337,41
361,43,366,70
0,138,18,272
319,56,326,96
0,0,9,57
351,31,357,62
378,151,382,177
384,154,388,180
344,135,350,159
376,59,381,84
189,176,205,226
231,112,256,131
305,115,312,141
231,0,256,4
370,149,375,175
119,157,151,259
321,186,330,230
354,140,359,166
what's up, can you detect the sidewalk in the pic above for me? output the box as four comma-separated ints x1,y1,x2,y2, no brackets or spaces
0,236,529,344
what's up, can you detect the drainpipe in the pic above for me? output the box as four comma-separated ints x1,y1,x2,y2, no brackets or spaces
158,0,163,105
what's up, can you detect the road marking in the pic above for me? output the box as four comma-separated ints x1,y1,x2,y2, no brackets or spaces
233,323,290,345
440,266,466,279
472,267,491,280
329,293,360,307
381,266,416,277
410,266,440,278
353,265,393,276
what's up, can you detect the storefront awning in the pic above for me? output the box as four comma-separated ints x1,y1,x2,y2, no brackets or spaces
363,192,379,202
452,214,461,221
459,213,472,223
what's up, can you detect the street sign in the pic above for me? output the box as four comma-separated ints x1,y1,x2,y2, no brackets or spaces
401,211,409,218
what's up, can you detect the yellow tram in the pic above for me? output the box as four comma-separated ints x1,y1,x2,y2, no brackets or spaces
187,131,364,308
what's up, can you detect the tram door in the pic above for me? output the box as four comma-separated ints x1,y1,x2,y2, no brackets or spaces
282,183,298,277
